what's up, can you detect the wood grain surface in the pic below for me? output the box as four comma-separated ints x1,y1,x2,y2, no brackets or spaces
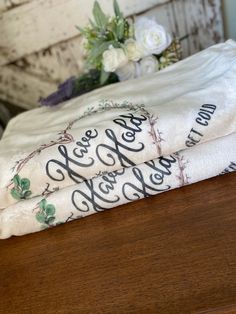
0,172,235,314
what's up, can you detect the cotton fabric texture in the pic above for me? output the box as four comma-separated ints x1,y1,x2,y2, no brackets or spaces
0,40,235,239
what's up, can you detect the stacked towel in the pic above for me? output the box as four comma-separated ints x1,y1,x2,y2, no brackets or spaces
0,40,235,238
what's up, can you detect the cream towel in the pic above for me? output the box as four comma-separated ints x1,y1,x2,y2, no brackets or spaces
0,40,235,238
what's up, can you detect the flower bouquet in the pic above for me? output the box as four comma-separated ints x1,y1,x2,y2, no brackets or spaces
40,0,182,106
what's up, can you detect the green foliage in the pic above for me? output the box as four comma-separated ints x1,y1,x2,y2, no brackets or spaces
20,178,30,191
93,1,108,29
36,198,56,227
41,1,179,106
113,0,123,19
77,0,131,84
11,174,32,200
87,40,118,66
36,212,46,224
158,38,182,69
73,69,119,97
100,68,110,85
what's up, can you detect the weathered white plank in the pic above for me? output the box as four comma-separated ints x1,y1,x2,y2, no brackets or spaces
0,0,224,110
139,0,223,58
0,0,168,66
0,0,30,13
183,0,223,56
0,65,57,109
12,0,191,84
12,1,178,85
15,36,86,83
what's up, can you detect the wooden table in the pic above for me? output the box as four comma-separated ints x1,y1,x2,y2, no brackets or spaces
0,173,236,314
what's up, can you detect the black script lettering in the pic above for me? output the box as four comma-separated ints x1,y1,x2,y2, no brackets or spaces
145,155,177,185
221,161,236,175
114,113,147,142
73,129,98,158
185,128,203,147
46,129,98,183
99,169,125,194
202,103,217,113
72,179,120,212
186,104,216,147
96,129,144,167
122,161,173,201
46,145,88,183
196,104,217,126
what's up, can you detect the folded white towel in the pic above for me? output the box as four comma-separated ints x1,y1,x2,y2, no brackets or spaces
0,133,235,239
0,40,236,238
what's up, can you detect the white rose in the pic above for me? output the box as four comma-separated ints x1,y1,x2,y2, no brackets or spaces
139,56,159,77
134,17,172,56
124,39,142,61
115,61,139,81
102,47,128,72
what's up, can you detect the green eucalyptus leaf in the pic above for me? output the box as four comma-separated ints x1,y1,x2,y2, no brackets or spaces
46,216,56,225
20,178,30,191
10,188,22,200
100,69,110,85
36,212,46,224
13,174,21,187
93,1,108,29
116,20,125,40
45,204,56,216
39,199,47,210
113,0,123,19
89,18,97,29
88,41,114,64
89,37,106,48
76,25,87,36
23,190,32,199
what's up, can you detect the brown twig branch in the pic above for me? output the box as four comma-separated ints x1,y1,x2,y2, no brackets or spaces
7,122,76,189
174,152,190,187
148,114,163,156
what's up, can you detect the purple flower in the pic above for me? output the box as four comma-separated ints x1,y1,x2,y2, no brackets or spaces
39,77,77,107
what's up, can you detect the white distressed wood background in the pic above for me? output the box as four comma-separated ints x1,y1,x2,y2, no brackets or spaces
0,0,224,109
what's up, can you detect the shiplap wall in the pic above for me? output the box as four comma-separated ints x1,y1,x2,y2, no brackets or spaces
0,0,224,109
